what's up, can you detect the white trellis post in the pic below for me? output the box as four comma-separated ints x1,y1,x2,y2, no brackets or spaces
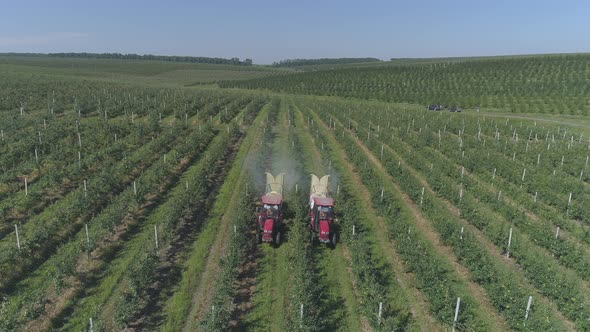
89,318,94,332
154,225,159,249
133,181,137,195
521,168,527,182
85,223,90,245
555,227,560,239
300,303,304,320
524,296,533,321
378,302,383,325
420,187,425,208
452,297,461,332
381,188,384,201
534,192,537,203
15,224,21,251
507,227,513,258
298,303,304,327
567,193,572,216
24,177,28,196
352,225,356,236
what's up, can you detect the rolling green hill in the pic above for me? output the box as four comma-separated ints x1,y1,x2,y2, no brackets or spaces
221,53,590,114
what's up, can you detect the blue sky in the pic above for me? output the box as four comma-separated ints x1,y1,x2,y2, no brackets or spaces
0,0,588,64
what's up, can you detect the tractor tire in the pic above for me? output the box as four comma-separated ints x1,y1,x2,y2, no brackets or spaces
310,232,316,244
331,232,338,247
256,231,262,244
275,231,281,247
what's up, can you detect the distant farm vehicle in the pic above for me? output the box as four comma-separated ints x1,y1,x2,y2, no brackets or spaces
449,106,462,112
256,173,285,246
427,104,444,111
309,174,337,246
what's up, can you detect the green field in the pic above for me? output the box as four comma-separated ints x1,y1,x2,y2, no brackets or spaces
1,54,589,331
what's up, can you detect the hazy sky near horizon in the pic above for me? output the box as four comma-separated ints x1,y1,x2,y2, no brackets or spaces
0,0,588,64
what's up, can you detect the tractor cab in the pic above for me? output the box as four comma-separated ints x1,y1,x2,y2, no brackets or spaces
260,194,282,221
261,202,281,220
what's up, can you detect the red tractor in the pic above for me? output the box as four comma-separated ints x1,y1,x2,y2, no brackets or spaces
256,173,285,246
309,174,337,246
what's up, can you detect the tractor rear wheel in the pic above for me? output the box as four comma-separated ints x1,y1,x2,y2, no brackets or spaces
275,231,281,247
331,232,338,247
256,231,262,244
310,232,316,244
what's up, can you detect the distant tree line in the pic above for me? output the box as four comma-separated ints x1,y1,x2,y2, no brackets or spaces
0,52,254,66
271,58,382,67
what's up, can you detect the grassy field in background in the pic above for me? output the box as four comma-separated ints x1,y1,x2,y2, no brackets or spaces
2,53,589,134
0,55,293,87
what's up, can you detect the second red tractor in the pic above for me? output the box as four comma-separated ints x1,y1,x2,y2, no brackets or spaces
309,174,337,246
